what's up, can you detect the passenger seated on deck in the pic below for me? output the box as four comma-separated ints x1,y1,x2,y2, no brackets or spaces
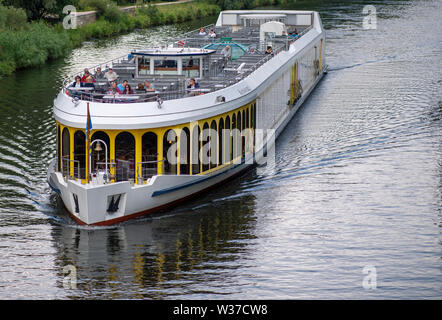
104,67,118,82
249,47,257,54
198,27,206,36
84,76,95,92
117,80,128,92
94,67,105,80
107,81,122,94
289,28,299,40
72,76,84,88
187,78,200,96
144,80,155,92
265,46,273,55
81,68,95,82
136,83,144,92
122,84,133,94
209,29,216,38
187,78,200,90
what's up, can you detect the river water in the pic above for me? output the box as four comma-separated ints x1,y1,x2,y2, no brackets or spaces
0,0,440,299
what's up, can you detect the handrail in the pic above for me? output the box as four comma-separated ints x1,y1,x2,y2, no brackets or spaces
61,156,81,180
136,159,164,183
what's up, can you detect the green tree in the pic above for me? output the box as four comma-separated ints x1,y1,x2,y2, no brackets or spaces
2,0,79,21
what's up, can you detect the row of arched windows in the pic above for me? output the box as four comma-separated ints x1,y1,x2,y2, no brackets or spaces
57,102,257,183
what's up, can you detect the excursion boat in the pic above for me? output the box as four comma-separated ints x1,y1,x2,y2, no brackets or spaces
48,10,327,226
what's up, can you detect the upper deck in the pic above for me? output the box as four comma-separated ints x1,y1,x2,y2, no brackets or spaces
55,10,324,129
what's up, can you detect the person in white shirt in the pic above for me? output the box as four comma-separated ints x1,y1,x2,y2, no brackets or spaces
198,27,206,36
104,67,118,82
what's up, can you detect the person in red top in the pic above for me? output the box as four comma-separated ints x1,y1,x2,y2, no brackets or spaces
81,68,96,82
107,81,122,94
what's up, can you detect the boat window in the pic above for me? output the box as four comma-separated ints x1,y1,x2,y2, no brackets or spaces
73,130,86,179
192,125,201,175
218,118,224,165
231,114,236,161
154,59,178,75
163,129,177,175
115,132,135,182
142,132,158,179
224,116,231,164
138,56,150,76
91,131,110,175
62,127,70,175
201,122,210,172
210,120,218,169
236,111,242,159
246,108,249,129
182,58,200,78
180,128,190,175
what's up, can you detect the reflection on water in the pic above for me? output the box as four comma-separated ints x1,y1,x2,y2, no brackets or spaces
0,1,441,299
53,183,257,299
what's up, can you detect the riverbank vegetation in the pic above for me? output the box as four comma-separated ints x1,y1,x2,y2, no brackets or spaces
0,0,294,77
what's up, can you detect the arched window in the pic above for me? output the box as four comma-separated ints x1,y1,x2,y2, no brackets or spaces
224,116,230,163
142,132,158,179
62,127,70,175
201,122,210,172
74,130,86,179
210,120,217,169
115,131,135,181
91,131,110,174
231,114,236,161
180,127,190,175
246,108,249,129
191,125,201,175
163,129,177,175
218,118,224,165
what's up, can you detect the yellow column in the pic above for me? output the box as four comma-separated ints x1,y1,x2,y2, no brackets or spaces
108,130,117,182
319,39,323,71
135,130,142,184
69,127,75,179
176,128,180,176
157,129,164,175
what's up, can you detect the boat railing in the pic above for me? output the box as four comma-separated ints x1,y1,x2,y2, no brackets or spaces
136,159,164,184
61,156,81,180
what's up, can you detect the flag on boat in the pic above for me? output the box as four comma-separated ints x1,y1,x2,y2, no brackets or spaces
86,102,92,137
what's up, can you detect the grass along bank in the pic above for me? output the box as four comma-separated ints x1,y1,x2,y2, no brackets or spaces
0,1,220,77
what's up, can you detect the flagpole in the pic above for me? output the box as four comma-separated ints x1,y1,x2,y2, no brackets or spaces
86,102,90,184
